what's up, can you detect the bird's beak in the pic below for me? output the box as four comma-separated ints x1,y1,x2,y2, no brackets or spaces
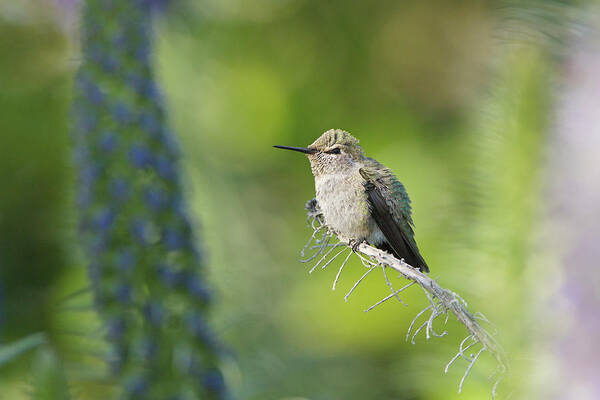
273,145,316,154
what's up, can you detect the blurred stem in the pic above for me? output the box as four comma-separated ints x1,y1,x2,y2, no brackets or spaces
0,333,46,367
542,7,600,399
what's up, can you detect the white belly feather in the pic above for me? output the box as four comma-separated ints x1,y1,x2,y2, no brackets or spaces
314,171,384,244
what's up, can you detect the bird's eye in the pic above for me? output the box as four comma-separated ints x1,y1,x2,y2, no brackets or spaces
326,148,341,154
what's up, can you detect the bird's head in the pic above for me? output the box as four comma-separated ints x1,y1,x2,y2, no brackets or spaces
274,129,364,176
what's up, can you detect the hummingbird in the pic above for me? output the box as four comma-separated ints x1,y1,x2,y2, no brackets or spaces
274,129,429,272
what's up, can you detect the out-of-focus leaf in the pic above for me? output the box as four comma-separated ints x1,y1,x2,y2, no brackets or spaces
29,346,71,400
0,333,46,367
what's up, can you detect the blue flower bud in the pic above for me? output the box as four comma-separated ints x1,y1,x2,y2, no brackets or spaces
156,263,182,287
101,56,119,73
143,186,168,211
77,109,99,132
113,102,134,124
129,144,154,168
159,128,181,155
130,218,159,245
117,250,136,271
154,154,175,179
109,178,130,200
187,273,211,303
87,44,103,64
139,111,159,136
107,317,126,341
99,131,118,152
185,313,213,343
125,376,148,397
112,33,128,51
139,337,157,361
143,302,163,325
77,186,93,208
126,72,144,94
108,346,125,374
115,283,132,303
135,44,150,63
80,163,101,185
87,82,104,105
73,143,90,165
93,208,115,231
204,369,226,393
162,227,186,250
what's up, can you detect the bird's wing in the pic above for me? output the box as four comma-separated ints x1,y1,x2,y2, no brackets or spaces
359,161,429,272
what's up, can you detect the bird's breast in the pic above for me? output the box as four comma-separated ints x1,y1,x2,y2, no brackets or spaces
314,172,378,242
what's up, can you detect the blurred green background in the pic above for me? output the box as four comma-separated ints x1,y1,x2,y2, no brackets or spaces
0,0,592,399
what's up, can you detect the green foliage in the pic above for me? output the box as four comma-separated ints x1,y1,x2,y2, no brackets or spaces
0,17,71,344
0,334,46,367
28,347,71,400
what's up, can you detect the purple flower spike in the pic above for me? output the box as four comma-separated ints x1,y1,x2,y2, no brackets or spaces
73,0,228,395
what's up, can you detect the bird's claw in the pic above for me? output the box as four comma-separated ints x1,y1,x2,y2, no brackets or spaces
349,239,364,253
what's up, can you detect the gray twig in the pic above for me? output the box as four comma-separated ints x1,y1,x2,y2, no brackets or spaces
309,242,344,273
365,281,415,312
332,249,353,290
300,230,331,263
381,265,408,306
491,376,503,400
459,347,485,393
300,224,325,257
445,336,477,373
406,305,432,341
345,265,379,302
354,251,379,268
318,246,349,272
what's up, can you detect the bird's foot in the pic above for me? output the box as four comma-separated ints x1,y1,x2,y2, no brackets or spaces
348,239,364,253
